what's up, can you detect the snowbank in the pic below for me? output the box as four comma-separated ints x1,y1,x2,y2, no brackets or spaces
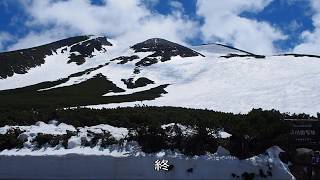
0,122,294,179
0,146,294,179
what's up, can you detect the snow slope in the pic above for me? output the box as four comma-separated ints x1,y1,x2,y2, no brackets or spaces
0,36,126,90
85,54,320,115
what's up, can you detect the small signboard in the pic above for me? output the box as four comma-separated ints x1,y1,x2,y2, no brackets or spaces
285,119,320,149
312,154,320,165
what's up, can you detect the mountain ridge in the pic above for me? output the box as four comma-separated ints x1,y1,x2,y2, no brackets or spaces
0,35,320,115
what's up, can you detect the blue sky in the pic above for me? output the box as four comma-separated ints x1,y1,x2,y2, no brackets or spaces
0,0,319,55
240,0,314,51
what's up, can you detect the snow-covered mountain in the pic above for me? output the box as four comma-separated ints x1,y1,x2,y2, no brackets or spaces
1,35,320,114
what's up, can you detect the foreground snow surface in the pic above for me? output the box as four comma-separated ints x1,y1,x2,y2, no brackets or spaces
0,147,293,180
0,122,293,179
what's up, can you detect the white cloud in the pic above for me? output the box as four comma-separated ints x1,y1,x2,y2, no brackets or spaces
7,0,198,50
169,1,184,12
115,13,199,46
293,0,320,55
196,0,286,54
0,32,14,51
8,27,76,51
288,20,302,33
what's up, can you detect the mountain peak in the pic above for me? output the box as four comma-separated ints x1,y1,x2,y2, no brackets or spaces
131,38,204,59
131,38,187,51
135,38,170,45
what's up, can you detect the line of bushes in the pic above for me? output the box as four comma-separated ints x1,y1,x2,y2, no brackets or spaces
0,106,317,158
